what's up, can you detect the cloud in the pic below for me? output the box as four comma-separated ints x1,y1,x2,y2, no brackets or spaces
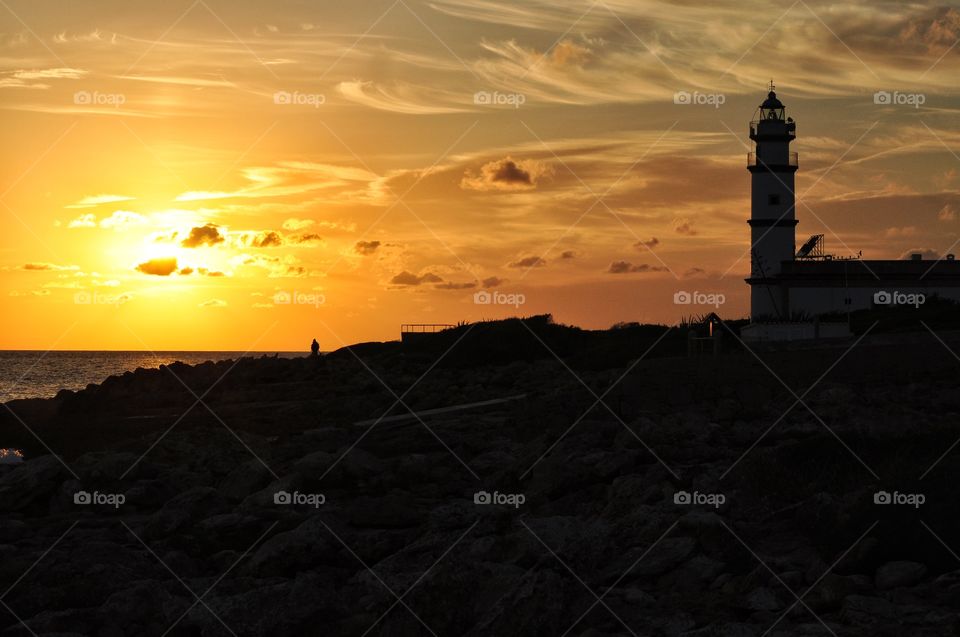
66,194,134,209
14,68,87,80
635,237,660,249
461,157,551,191
607,261,668,274
199,299,228,307
508,255,545,268
389,271,443,286
560,250,577,259
355,240,381,255
68,213,97,228
282,218,315,230
181,224,225,248
289,233,323,245
683,267,707,278
674,219,697,236
938,205,956,222
21,262,78,271
899,248,940,260
99,210,147,230
435,281,476,290
136,257,178,276
250,231,283,248
884,226,917,238
337,80,472,115
481,276,505,288
0,67,88,89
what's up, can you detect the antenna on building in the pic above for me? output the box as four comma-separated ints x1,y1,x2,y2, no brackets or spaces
768,79,775,92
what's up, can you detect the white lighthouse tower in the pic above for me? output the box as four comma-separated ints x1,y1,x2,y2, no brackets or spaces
746,82,798,320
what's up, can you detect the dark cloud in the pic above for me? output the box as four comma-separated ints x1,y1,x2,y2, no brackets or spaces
251,231,283,248
635,237,659,249
435,281,476,290
292,233,323,244
508,256,546,268
608,261,668,274
136,257,178,276
181,224,225,248
560,250,577,259
683,267,706,278
674,220,697,236
179,267,194,276
389,271,443,286
482,276,505,288
355,240,381,255
461,157,550,191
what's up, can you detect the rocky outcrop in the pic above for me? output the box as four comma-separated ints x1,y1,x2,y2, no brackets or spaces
3,337,960,635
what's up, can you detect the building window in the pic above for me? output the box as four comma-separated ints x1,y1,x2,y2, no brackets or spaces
768,194,781,205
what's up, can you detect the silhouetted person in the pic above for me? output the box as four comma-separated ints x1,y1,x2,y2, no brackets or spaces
310,338,320,357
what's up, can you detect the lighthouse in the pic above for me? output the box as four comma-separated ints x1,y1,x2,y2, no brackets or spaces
746,82,798,320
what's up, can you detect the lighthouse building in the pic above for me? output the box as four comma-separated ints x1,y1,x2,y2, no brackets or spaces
745,86,960,322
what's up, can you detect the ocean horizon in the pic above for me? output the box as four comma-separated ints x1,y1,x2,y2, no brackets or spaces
0,350,304,403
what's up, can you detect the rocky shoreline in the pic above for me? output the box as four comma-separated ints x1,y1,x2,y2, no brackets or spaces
2,325,960,636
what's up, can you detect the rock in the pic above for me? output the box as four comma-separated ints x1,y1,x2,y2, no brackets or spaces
875,560,927,590
143,487,229,539
744,587,781,611
611,537,697,580
0,455,68,512
244,516,337,577
841,594,897,624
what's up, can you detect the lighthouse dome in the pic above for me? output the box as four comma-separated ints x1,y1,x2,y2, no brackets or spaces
761,91,784,110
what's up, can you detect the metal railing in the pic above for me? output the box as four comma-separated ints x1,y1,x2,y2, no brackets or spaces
401,324,455,334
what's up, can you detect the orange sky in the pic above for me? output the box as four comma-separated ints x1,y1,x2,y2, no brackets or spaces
2,1,960,350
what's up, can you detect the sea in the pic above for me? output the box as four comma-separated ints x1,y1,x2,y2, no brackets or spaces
0,350,303,403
